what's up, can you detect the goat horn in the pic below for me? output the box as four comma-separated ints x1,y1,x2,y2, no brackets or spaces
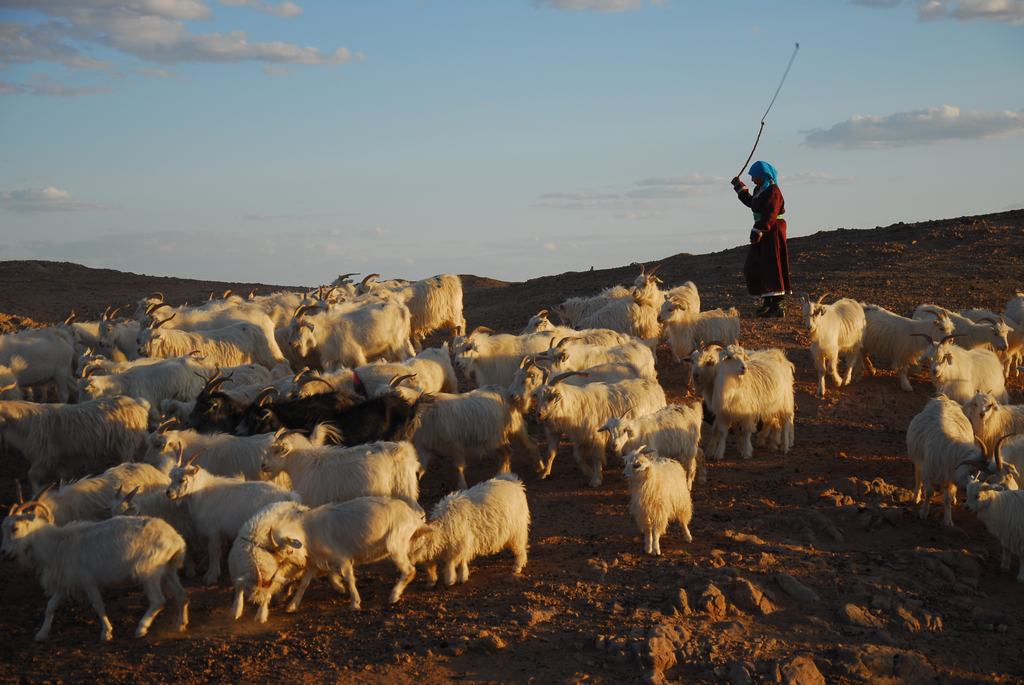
147,292,165,301
14,480,24,505
185,448,207,467
247,289,257,300
255,386,279,406
107,304,127,319
389,373,416,387
555,337,576,349
816,292,830,305
101,306,112,321
337,272,359,280
994,433,1021,473
151,312,177,330
536,309,549,318
146,302,171,317
21,501,54,522
292,366,312,383
268,529,282,550
82,363,102,378
468,326,493,338
299,376,335,392
175,443,184,466
647,262,664,276
222,289,233,299
156,418,180,433
909,333,936,344
63,310,76,325
939,334,962,345
360,273,380,287
550,371,590,386
208,291,215,301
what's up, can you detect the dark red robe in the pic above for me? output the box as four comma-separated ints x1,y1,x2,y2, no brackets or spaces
734,183,791,297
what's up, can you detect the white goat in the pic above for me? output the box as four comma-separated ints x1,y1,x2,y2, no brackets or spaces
356,273,466,347
599,402,705,486
409,473,529,586
166,455,298,584
37,463,170,525
963,393,1024,455
144,428,282,483
452,328,557,389
800,294,866,398
228,501,311,623
2,501,188,641
260,436,421,507
658,298,740,362
966,476,1024,582
79,356,208,415
906,395,985,526
303,345,457,399
139,316,287,370
411,386,537,490
0,396,150,490
862,304,955,392
269,496,427,611
0,328,77,402
622,447,693,556
533,374,667,487
533,337,657,380
709,345,795,461
914,304,1010,352
926,338,1008,404
288,298,415,370
577,285,661,345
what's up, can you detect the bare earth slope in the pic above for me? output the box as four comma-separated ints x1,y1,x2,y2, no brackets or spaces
0,209,1022,684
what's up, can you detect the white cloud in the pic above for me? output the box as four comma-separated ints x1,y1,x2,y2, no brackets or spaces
852,0,1024,24
0,186,110,212
805,105,1024,148
220,0,303,17
0,0,357,95
533,0,644,12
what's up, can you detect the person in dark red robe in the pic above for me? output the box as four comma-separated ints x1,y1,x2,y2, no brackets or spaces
730,160,791,317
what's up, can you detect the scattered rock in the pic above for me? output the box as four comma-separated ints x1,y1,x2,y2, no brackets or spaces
839,603,885,629
674,588,691,615
779,655,825,685
849,645,939,684
727,661,753,685
696,583,728,620
731,577,776,615
642,636,677,674
775,573,819,603
524,606,558,626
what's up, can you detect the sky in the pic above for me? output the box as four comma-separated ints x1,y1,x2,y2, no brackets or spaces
1,0,1022,285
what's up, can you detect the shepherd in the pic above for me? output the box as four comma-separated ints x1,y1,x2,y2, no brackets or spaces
731,161,791,318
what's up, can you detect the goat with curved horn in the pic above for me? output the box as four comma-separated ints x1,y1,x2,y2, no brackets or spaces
549,371,590,385
388,373,417,387
150,312,177,330
360,273,381,287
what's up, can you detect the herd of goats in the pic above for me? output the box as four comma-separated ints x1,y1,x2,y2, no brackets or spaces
1,266,1023,644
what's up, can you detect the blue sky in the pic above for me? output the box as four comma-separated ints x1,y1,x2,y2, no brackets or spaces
1,0,1022,284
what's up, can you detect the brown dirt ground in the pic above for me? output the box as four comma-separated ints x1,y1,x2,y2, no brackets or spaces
1,209,1023,684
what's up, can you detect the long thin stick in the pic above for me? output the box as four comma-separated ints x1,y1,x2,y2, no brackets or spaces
736,42,800,178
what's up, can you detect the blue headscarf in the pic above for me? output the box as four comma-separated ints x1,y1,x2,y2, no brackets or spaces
748,160,778,195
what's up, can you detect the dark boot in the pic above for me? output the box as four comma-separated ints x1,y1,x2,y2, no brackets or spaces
765,296,785,318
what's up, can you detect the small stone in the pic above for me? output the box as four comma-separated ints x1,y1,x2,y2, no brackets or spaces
675,588,691,615
697,583,728,620
780,655,825,685
644,636,677,673
731,577,776,615
775,573,819,603
839,603,884,629
727,661,753,685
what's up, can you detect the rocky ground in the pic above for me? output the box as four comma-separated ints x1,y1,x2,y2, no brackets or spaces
1,209,1022,684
